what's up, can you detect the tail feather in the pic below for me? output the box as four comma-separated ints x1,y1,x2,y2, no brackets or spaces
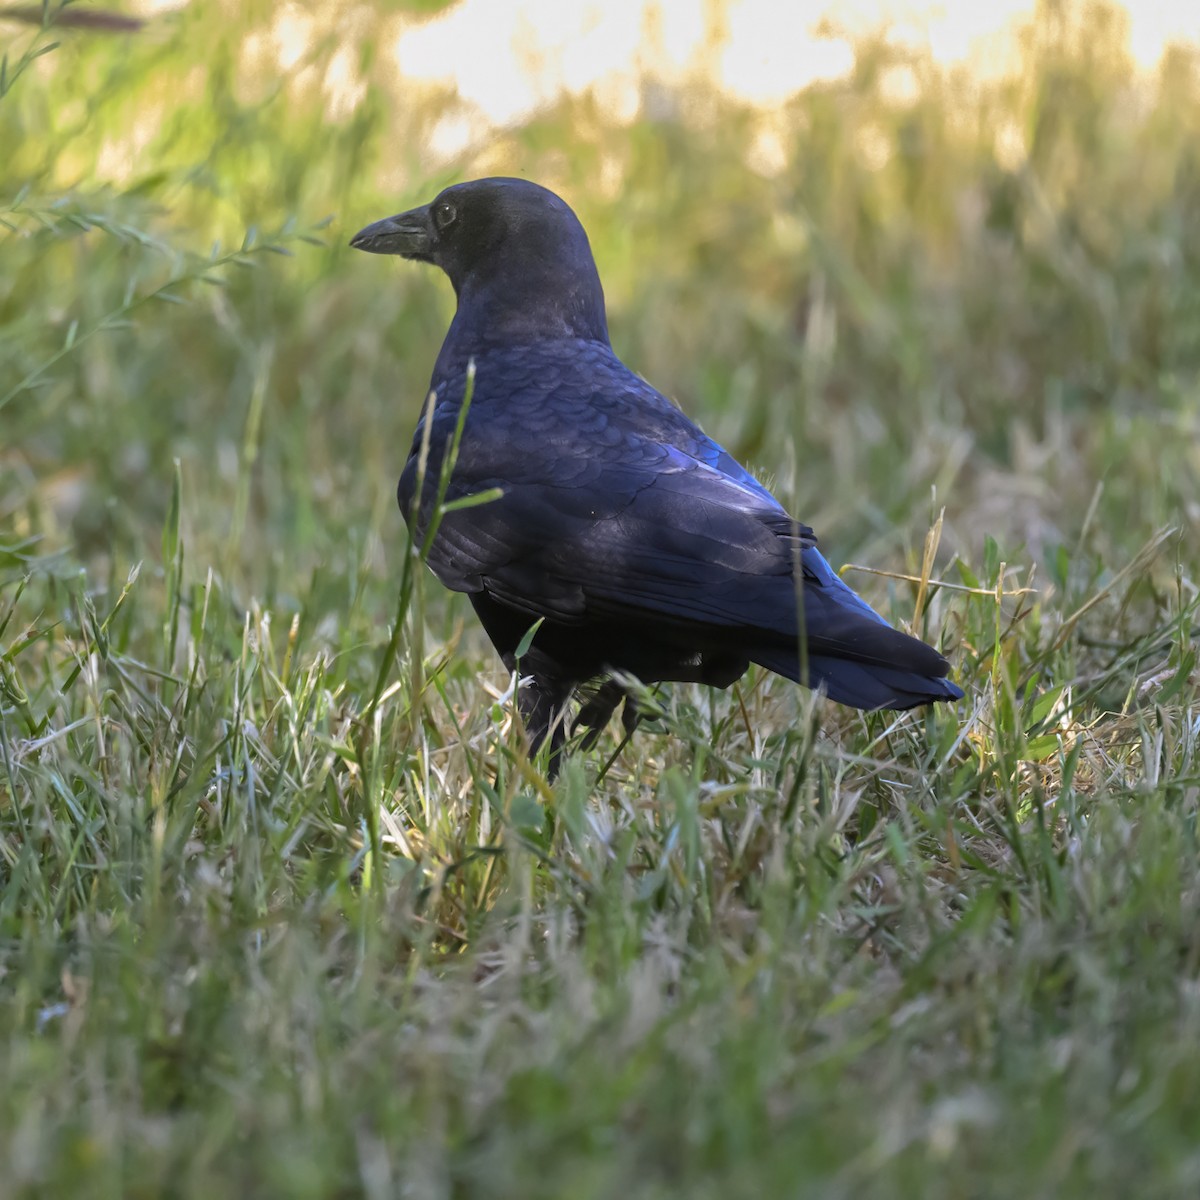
752,632,964,712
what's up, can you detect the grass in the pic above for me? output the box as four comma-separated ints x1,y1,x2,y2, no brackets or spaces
3,1,1200,1195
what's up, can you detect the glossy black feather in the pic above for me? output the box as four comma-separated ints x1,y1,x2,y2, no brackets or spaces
352,178,963,767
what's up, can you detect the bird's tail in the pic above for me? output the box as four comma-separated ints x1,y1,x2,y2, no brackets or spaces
752,625,964,711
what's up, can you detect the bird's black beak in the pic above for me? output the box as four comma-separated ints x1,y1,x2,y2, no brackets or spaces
349,205,434,259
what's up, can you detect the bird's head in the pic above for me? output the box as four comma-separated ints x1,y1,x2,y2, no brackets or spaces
350,177,609,345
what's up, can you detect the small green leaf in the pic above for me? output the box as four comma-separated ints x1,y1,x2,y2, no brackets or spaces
1054,544,1071,591
983,534,1000,583
514,618,544,660
956,559,980,588
1024,734,1061,762
1027,686,1063,730
509,793,544,832
439,486,504,515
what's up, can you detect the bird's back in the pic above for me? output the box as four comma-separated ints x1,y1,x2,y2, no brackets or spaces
400,337,779,527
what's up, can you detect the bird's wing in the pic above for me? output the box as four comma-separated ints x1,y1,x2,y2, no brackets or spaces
399,350,902,660
412,420,895,655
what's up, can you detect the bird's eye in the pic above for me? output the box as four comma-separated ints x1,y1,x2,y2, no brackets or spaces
434,202,457,231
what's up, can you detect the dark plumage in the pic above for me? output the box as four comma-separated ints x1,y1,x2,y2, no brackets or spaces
350,178,962,769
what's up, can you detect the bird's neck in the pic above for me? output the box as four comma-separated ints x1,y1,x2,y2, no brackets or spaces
446,266,610,352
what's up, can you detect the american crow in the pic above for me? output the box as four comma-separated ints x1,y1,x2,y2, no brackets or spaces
351,178,962,769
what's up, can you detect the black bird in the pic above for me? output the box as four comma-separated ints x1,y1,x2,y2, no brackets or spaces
350,178,962,768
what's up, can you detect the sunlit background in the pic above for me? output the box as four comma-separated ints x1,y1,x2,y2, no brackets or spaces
379,0,1199,132
96,1,1200,177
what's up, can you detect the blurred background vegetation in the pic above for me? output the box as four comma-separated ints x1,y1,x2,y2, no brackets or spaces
4,1,1200,1195
5,0,1199,609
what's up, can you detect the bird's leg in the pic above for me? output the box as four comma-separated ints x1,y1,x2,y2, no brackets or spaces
574,678,661,752
516,673,573,779
620,692,645,736
573,678,626,751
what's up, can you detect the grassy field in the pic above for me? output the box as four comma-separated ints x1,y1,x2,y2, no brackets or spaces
3,1,1200,1195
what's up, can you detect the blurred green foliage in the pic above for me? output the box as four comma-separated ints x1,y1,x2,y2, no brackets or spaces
3,1,1200,1195
4,0,1199,587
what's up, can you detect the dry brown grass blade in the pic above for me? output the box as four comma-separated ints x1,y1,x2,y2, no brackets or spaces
0,5,144,31
839,565,1036,599
912,508,943,628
